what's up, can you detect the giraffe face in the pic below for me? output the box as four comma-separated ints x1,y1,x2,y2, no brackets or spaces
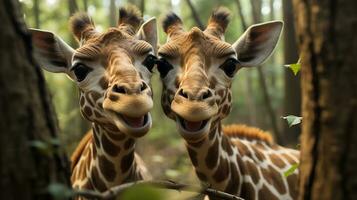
30,9,158,137
158,8,283,142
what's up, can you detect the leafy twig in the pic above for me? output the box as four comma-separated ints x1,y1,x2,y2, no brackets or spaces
74,180,245,200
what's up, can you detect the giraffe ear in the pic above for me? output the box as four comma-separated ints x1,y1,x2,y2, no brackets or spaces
136,17,158,55
29,28,74,74
233,21,283,67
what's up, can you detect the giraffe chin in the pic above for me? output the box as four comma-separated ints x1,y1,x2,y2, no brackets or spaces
111,112,152,138
176,116,211,142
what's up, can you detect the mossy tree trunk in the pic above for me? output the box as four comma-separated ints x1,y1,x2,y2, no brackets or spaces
293,0,357,199
0,0,70,199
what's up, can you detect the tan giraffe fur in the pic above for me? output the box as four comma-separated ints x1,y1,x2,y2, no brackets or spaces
30,5,158,196
157,8,299,200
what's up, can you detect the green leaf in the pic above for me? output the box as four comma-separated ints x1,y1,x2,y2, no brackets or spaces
284,62,301,75
282,115,303,127
284,163,299,177
121,184,166,200
47,183,74,200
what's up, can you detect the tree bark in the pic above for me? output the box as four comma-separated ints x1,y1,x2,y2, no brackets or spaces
0,0,70,199
293,0,357,199
282,0,301,145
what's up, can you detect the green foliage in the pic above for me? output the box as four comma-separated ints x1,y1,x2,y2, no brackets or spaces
47,183,74,200
284,163,299,177
121,184,166,200
284,59,301,75
282,115,302,127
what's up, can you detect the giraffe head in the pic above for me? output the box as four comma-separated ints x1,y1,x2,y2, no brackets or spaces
158,8,282,142
30,6,157,137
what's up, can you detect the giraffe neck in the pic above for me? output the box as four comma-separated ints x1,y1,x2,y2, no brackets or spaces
185,120,243,194
71,122,147,192
185,120,300,199
91,123,144,186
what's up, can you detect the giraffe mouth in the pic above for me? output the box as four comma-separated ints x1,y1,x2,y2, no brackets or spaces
176,116,211,141
110,112,152,137
121,115,146,128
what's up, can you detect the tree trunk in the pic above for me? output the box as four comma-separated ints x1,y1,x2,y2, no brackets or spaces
282,0,301,145
0,0,70,199
293,0,357,199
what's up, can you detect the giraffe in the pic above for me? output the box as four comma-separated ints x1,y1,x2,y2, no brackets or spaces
157,8,300,200
29,6,158,194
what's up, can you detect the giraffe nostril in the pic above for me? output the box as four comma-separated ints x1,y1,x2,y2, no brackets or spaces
140,82,148,92
112,84,126,94
178,88,188,99
202,90,213,100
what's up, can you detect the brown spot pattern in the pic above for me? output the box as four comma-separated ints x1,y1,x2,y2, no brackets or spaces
99,77,108,89
252,146,266,162
261,166,286,194
121,151,134,172
205,138,219,169
187,147,198,167
258,185,279,200
195,170,208,181
101,133,120,156
287,173,298,199
212,157,229,183
244,161,260,184
282,153,297,165
240,182,256,200
90,167,107,192
235,140,252,157
124,138,134,149
221,136,233,156
209,127,217,140
98,155,116,182
90,91,101,102
107,130,126,141
83,106,93,117
269,154,286,169
224,162,239,194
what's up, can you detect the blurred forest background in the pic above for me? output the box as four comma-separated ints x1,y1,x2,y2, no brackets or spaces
20,0,300,184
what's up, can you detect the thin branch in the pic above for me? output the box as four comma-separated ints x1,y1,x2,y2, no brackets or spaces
184,0,205,30
74,180,245,200
234,0,247,30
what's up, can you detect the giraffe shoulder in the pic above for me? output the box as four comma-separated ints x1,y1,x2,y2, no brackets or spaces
223,124,274,145
70,130,93,171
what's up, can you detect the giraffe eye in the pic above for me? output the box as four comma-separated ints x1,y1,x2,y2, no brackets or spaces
220,58,239,78
72,63,92,82
156,58,173,78
142,54,157,72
